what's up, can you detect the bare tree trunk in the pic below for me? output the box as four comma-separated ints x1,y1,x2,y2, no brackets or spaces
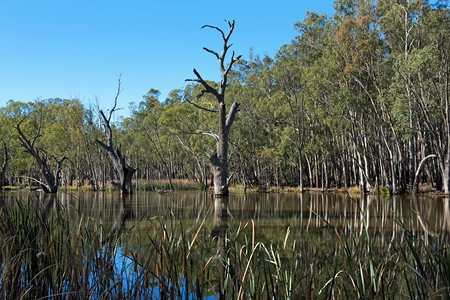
305,155,313,188
98,147,106,190
186,20,241,196
96,78,135,194
0,140,8,190
298,147,304,192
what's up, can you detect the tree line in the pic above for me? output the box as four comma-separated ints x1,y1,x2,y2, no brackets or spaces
0,0,448,194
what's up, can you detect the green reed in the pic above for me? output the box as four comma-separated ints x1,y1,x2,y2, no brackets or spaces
314,198,449,299
0,194,448,299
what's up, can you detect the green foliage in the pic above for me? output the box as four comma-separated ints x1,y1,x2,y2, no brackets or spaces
0,0,449,193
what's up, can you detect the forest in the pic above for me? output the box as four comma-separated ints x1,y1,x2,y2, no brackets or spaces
0,0,449,195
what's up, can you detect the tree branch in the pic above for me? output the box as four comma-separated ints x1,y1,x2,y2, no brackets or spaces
108,75,122,123
413,154,437,193
201,24,226,40
185,97,218,113
203,47,220,60
95,139,112,152
186,69,220,99
225,52,242,75
225,101,240,133
20,176,50,191
178,128,219,141
199,131,219,141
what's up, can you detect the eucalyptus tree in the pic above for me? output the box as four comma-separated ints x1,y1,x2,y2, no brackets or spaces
402,2,450,193
272,11,330,191
378,0,427,187
0,101,35,186
186,20,241,196
77,105,106,190
160,85,217,188
376,0,420,191
16,120,66,193
229,55,279,188
11,99,87,193
329,0,394,192
132,89,175,190
44,98,87,187
377,0,449,193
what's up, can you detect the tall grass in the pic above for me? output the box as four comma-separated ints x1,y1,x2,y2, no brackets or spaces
0,194,448,298
314,199,449,299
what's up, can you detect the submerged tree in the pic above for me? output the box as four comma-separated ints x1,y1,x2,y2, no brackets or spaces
96,78,135,194
16,119,67,193
186,20,241,196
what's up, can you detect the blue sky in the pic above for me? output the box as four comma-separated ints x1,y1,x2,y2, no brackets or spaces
0,1,334,117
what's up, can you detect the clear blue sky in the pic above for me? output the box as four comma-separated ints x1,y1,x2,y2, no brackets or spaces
0,1,333,117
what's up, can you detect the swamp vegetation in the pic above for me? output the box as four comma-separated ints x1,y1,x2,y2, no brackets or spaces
0,0,449,298
0,191,448,298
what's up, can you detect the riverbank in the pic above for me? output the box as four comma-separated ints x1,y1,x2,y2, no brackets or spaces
1,180,443,196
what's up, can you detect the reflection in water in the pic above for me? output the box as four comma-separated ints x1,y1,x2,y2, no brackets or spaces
1,191,449,247
211,197,228,238
211,197,235,299
0,190,448,298
54,192,133,244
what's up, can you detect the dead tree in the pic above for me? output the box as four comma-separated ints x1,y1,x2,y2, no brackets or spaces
16,121,67,193
186,20,241,196
0,140,8,190
96,78,135,194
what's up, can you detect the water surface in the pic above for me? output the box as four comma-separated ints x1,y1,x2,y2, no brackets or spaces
2,190,448,245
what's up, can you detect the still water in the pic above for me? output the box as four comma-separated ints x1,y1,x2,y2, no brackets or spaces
2,190,449,245
1,190,449,298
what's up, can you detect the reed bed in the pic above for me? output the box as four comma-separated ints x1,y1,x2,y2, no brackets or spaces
135,180,205,192
0,195,448,299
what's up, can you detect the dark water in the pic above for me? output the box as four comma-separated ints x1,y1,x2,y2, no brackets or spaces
1,190,449,245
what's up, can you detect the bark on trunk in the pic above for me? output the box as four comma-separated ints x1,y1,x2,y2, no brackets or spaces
0,140,8,190
97,78,135,194
186,20,241,196
298,147,304,192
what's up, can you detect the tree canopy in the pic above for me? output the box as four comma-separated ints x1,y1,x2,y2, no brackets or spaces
1,0,448,194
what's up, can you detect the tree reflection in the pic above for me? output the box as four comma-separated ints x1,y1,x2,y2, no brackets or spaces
105,194,132,243
211,196,236,299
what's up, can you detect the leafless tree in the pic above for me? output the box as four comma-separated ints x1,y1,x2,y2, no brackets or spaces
96,77,135,194
186,20,241,196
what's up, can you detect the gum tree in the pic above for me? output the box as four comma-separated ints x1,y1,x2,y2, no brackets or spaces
186,20,241,196
14,100,74,193
96,78,135,194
